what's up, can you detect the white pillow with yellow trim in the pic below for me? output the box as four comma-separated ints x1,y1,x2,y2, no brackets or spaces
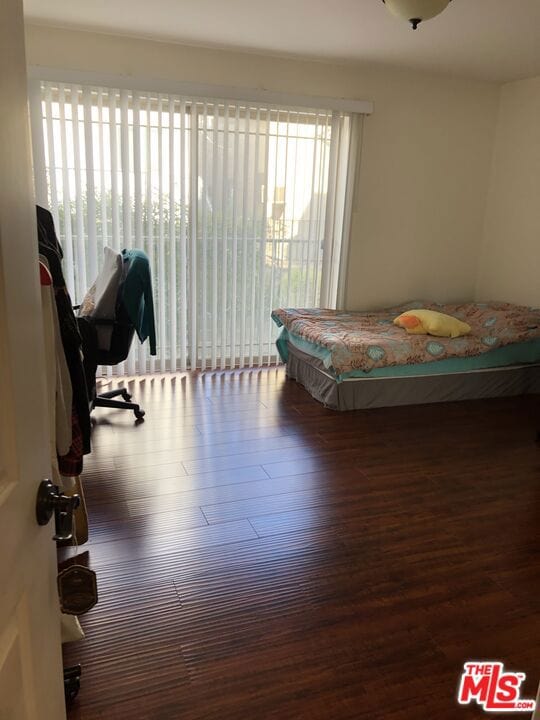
393,309,471,338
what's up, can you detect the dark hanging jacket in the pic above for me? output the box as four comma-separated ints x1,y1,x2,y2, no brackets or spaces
36,206,91,471
121,249,157,355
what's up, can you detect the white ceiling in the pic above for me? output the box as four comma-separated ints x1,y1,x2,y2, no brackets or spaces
24,0,540,83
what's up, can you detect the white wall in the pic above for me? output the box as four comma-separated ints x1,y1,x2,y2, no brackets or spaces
476,76,540,307
25,24,499,309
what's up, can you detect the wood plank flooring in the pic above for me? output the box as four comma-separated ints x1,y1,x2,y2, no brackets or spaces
63,369,540,720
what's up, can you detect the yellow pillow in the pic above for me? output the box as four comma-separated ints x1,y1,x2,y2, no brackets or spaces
393,309,471,338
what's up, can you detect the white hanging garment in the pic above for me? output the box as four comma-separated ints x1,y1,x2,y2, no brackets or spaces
40,256,73,460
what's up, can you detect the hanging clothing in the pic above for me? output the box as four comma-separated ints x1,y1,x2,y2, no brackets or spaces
121,249,157,355
41,260,89,640
56,410,85,477
36,206,91,470
40,256,72,460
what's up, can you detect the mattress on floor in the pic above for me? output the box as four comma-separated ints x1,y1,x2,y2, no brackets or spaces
279,327,540,382
286,341,540,411
273,302,540,379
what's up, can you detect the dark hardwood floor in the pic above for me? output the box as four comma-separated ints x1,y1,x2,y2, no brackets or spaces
63,369,540,720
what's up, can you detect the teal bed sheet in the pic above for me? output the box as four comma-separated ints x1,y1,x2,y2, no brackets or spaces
275,326,540,383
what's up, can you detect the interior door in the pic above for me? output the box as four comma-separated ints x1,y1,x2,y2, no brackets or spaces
0,1,66,719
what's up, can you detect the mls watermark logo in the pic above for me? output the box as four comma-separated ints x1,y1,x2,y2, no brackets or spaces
458,662,537,713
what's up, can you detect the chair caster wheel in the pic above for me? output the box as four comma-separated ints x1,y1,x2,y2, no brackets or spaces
121,390,132,401
135,409,145,420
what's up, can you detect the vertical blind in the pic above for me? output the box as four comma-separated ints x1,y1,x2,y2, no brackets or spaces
32,81,361,374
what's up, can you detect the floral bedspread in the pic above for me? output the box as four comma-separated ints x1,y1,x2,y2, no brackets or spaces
271,301,540,375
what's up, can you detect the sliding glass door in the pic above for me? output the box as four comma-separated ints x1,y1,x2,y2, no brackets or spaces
32,82,357,374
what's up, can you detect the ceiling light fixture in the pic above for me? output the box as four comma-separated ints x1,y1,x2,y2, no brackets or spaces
381,0,452,30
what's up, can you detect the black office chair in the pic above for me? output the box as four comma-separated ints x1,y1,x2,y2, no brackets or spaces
78,302,145,421
77,251,153,421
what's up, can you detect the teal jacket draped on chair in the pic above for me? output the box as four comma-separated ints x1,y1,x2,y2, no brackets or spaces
121,249,157,356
